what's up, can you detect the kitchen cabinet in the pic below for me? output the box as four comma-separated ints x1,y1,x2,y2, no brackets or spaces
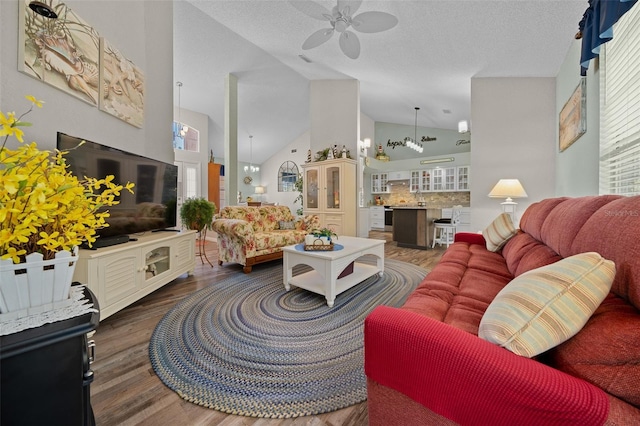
457,166,470,191
302,158,357,236
401,165,472,193
410,170,431,192
387,170,411,180
432,168,456,191
392,207,441,249
371,172,389,193
73,230,196,320
370,206,385,230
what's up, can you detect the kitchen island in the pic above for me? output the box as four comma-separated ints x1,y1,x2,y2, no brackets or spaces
391,206,441,249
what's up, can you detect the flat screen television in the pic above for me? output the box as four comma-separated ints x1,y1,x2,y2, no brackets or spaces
57,132,178,247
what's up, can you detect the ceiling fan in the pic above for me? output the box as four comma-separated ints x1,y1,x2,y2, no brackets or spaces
290,0,398,59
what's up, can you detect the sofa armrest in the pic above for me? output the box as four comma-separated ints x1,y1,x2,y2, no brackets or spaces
364,306,609,426
211,219,254,242
454,232,485,245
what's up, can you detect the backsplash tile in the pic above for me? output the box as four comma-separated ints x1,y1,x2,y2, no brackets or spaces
373,185,470,208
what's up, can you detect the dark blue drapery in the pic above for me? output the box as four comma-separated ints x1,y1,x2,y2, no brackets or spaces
579,0,638,75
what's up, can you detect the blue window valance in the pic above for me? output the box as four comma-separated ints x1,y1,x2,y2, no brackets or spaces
579,0,638,75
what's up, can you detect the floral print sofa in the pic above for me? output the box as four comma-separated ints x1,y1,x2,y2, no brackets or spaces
212,205,320,273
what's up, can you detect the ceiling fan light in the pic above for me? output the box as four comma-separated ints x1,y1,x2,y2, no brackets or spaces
334,18,349,32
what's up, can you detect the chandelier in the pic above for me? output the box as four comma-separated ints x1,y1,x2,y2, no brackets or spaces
176,82,189,137
244,135,260,174
405,107,424,153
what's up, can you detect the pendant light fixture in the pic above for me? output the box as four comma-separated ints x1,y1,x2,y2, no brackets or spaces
244,135,260,175
176,82,189,137
405,107,424,153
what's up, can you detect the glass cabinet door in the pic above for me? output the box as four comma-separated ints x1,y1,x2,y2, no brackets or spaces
305,168,319,209
444,167,456,190
432,169,443,191
325,165,341,209
371,173,380,193
410,171,420,193
145,246,170,280
457,166,470,190
421,170,431,192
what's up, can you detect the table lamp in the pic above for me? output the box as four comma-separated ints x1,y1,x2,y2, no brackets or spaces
488,179,528,221
254,185,265,202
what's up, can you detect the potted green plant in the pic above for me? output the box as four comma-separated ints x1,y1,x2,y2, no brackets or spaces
179,197,216,232
312,227,338,242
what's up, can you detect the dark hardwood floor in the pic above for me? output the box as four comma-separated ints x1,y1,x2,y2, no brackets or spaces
89,231,445,426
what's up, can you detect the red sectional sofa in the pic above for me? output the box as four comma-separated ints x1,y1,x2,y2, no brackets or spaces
365,195,640,425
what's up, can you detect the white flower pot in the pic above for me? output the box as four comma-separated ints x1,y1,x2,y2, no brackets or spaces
0,247,78,319
305,234,317,246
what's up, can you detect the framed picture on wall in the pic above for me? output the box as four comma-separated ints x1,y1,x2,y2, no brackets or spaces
99,38,145,128
559,78,587,152
18,0,100,106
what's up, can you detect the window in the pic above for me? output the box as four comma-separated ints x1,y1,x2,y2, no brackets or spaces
173,121,200,152
278,161,299,192
600,4,640,195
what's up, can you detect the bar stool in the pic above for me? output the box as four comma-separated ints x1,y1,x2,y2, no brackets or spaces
432,206,462,248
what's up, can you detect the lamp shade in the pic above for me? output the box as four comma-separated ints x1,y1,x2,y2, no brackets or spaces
488,179,528,200
254,186,265,195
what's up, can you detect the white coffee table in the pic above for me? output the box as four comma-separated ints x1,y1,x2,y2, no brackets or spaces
282,236,385,307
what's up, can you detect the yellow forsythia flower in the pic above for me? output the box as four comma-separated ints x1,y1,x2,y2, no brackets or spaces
0,96,135,263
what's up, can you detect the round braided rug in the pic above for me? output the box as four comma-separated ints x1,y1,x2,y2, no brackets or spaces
149,258,426,418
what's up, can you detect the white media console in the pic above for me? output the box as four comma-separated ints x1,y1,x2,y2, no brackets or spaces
72,230,197,320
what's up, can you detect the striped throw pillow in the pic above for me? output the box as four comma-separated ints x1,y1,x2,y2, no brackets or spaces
482,213,518,252
478,252,616,357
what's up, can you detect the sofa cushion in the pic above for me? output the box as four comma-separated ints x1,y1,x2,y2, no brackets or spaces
479,252,616,358
253,230,305,251
501,232,562,277
570,196,640,311
402,242,513,335
278,220,296,230
482,213,518,252
548,293,640,408
539,195,620,258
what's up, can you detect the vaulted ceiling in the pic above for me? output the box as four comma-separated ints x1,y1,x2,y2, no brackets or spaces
173,0,587,164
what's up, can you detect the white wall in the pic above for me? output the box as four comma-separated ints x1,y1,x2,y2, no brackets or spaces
310,80,360,156
260,131,310,213
555,40,600,196
175,107,210,197
470,78,557,230
0,1,174,164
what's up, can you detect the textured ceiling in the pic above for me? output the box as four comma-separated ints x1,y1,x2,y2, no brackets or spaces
174,0,587,164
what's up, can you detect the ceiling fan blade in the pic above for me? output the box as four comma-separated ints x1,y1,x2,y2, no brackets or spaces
302,28,335,50
337,0,362,16
351,11,398,33
339,31,360,59
289,1,333,21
